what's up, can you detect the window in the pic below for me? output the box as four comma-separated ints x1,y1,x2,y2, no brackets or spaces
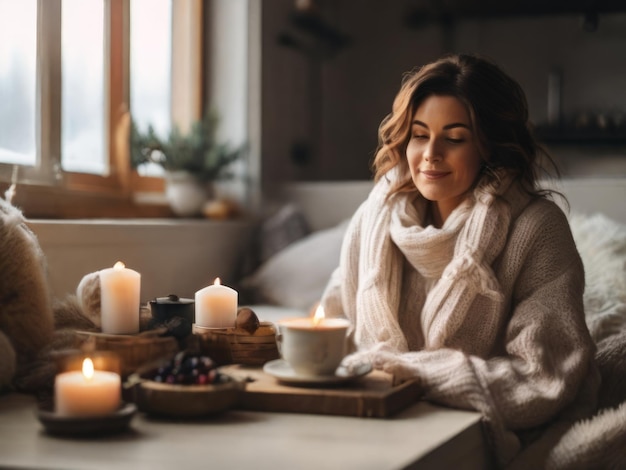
62,0,106,175
130,0,172,178
0,0,203,218
0,0,37,167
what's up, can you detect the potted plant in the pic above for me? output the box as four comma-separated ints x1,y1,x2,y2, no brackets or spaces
130,111,243,217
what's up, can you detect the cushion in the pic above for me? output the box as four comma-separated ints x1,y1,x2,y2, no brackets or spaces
569,211,626,343
258,203,310,263
241,219,350,311
236,203,310,285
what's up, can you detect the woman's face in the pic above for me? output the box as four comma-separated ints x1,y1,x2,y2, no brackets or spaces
406,94,483,224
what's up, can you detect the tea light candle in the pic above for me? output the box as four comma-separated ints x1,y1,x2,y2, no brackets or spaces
100,261,141,334
277,306,351,377
195,277,238,328
285,305,348,329
55,358,121,417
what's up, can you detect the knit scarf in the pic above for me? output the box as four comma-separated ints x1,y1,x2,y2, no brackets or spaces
344,168,521,358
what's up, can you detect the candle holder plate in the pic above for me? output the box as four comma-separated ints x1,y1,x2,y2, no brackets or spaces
37,402,137,437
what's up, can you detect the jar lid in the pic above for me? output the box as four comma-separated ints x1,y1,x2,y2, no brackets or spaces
153,294,194,305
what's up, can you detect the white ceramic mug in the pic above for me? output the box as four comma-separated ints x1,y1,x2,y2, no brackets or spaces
276,317,350,377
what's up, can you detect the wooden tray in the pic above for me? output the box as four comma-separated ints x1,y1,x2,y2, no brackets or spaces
222,365,421,418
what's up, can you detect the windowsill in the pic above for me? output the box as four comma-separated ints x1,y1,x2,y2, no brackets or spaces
2,181,250,221
0,179,185,219
1,182,170,219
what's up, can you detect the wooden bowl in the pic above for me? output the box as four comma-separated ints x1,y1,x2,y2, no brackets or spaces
37,402,137,436
126,362,243,418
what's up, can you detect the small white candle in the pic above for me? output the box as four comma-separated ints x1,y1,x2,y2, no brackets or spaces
277,306,351,376
55,358,121,417
195,277,238,328
100,261,141,334
285,305,349,330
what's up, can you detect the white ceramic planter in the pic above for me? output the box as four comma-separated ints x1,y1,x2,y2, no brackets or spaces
165,171,208,217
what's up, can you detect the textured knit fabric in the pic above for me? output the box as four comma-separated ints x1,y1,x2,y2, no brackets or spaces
321,170,599,468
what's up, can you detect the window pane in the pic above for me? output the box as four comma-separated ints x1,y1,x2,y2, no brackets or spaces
131,0,172,177
0,0,37,166
61,0,106,175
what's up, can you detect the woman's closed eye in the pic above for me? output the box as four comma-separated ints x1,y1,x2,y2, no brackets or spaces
411,134,465,144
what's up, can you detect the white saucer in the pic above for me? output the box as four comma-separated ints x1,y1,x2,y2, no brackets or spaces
263,359,372,386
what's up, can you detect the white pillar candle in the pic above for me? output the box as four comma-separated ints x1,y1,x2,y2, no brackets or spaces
100,261,141,334
55,358,121,417
195,277,238,328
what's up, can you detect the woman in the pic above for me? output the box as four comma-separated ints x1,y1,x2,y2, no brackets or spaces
320,53,599,468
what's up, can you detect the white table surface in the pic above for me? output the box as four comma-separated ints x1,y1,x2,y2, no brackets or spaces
0,393,489,470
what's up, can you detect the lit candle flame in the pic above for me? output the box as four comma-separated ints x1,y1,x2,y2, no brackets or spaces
312,305,325,326
214,277,221,286
113,261,125,269
82,357,95,380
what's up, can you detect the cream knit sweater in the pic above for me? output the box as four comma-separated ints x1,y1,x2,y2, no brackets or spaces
321,173,599,468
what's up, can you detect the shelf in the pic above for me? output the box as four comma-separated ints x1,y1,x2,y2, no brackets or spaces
534,127,626,145
405,0,626,28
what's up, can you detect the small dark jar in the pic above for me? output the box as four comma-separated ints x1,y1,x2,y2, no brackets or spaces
149,294,195,340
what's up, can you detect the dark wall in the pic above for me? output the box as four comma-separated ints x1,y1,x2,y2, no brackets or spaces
261,0,626,184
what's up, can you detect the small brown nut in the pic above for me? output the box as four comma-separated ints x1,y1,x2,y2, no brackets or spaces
236,307,260,334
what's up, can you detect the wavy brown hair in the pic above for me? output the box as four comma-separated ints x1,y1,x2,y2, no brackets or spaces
372,53,558,197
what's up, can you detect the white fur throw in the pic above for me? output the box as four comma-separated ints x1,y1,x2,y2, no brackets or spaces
545,400,626,469
569,211,626,343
